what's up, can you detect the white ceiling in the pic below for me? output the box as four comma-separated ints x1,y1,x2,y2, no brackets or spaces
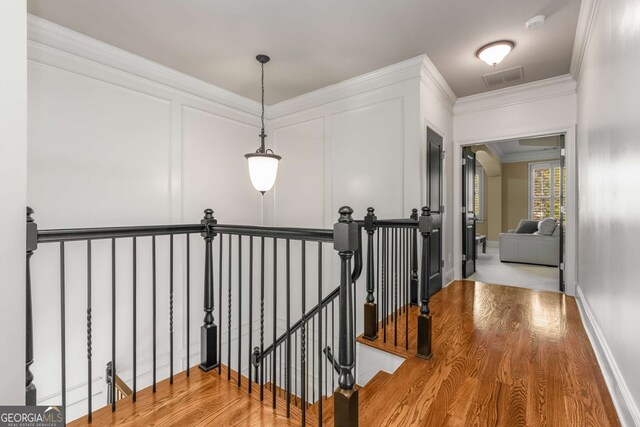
27,0,581,104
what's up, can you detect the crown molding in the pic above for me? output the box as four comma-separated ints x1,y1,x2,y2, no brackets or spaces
570,0,600,83
419,55,457,111
268,55,442,119
27,14,261,117
453,74,577,116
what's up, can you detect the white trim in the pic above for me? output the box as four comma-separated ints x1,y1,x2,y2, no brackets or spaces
454,75,576,117
570,0,600,83
576,286,639,426
269,54,456,119
26,14,261,117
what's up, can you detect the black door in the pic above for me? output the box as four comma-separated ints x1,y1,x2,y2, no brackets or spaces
558,135,566,292
426,128,443,296
462,147,476,278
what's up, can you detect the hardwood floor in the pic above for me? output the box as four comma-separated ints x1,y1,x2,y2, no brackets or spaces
350,280,620,426
69,280,620,426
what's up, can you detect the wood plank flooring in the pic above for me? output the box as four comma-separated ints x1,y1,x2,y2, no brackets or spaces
69,280,620,426
349,280,620,426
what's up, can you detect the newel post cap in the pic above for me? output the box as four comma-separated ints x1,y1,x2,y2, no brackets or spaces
419,206,432,234
334,206,359,252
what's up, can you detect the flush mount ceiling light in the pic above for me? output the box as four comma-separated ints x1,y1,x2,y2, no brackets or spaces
476,40,515,67
245,54,281,195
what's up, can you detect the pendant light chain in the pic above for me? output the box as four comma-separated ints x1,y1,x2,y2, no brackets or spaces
260,62,265,148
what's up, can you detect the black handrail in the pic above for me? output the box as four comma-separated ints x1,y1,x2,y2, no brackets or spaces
37,223,334,243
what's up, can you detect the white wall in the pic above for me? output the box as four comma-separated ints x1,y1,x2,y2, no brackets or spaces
26,16,263,420
453,76,578,295
267,55,454,342
573,0,640,423
0,2,27,406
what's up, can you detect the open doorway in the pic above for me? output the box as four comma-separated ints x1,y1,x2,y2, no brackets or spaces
461,134,566,293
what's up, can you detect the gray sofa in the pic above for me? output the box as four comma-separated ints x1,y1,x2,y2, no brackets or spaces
499,219,560,266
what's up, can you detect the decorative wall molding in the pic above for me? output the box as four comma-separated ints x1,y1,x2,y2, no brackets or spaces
453,75,577,116
268,54,455,119
576,286,639,427
570,0,600,83
27,14,261,117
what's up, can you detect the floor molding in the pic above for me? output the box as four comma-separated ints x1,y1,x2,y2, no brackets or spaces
575,285,639,426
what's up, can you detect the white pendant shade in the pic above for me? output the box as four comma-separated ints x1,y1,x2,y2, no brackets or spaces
245,153,281,193
477,41,514,66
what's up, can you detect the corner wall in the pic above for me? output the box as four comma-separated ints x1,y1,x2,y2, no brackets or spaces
573,0,640,423
0,2,27,405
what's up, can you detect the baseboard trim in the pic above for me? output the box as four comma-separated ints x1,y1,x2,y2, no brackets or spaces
575,285,639,426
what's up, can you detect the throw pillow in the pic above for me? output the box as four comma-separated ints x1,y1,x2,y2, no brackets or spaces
515,219,538,234
538,217,557,236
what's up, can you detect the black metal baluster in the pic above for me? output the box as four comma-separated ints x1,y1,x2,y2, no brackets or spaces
228,235,232,381
331,298,335,393
260,237,265,401
238,236,242,388
152,235,157,392
382,228,387,343
218,234,223,375
170,234,174,384
272,238,277,409
301,241,306,424
186,234,190,377
312,315,315,404
87,240,93,421
294,329,298,406
286,239,291,416
317,242,323,423
111,238,116,410
394,228,398,347
405,228,409,350
60,242,67,413
132,237,136,400
248,237,253,393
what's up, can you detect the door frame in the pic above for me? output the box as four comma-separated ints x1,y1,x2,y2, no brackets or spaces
452,125,577,296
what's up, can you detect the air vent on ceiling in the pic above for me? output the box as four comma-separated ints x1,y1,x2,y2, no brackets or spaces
482,66,524,87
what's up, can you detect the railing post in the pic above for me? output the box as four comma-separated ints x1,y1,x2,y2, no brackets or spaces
410,208,419,305
333,206,359,427
417,207,433,359
200,209,219,371
363,207,377,340
26,207,37,405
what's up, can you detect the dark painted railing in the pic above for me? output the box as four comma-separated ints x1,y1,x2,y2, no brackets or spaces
25,205,361,426
360,206,433,359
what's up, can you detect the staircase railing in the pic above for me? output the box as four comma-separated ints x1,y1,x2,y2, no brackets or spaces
25,205,362,426
359,206,434,359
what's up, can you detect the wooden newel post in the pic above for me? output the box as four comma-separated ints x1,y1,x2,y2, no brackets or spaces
363,207,377,340
200,209,219,371
333,206,359,427
417,206,433,359
26,207,37,405
410,208,419,306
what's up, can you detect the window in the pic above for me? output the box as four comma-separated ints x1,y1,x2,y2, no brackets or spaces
474,164,484,221
529,161,565,220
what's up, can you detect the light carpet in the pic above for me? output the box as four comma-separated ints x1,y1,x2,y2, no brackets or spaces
469,246,560,293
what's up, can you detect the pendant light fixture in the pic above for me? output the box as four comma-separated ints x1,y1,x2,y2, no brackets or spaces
245,54,281,195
